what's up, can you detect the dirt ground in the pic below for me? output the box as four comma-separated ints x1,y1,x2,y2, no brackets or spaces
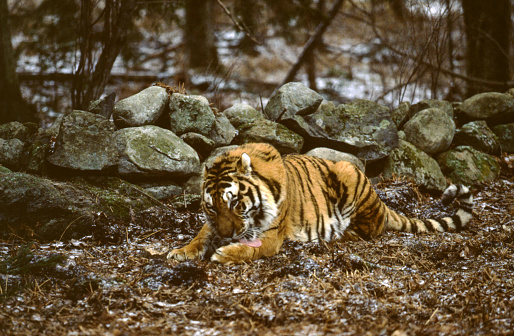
1,177,513,335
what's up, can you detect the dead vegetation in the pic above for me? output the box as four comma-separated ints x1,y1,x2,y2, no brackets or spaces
1,178,513,335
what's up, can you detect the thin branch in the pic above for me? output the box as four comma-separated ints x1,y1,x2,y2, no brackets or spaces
274,0,346,94
215,0,262,46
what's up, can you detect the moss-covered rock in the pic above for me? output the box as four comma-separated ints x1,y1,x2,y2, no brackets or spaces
264,82,323,121
115,125,201,178
169,93,215,137
47,110,119,171
113,86,169,128
382,140,447,192
302,99,399,161
457,92,514,125
454,121,500,155
222,104,263,130
0,121,38,142
0,172,158,241
233,119,304,154
492,123,514,153
437,146,501,186
403,108,455,155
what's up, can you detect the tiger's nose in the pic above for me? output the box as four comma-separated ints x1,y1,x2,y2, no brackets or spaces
216,221,235,238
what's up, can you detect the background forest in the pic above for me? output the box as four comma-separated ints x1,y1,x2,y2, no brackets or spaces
0,0,512,126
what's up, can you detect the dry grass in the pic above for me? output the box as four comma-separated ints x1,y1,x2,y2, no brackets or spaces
1,178,513,335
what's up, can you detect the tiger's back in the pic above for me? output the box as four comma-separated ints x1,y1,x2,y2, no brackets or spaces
168,143,473,264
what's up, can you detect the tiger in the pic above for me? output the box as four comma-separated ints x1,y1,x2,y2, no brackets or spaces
167,143,473,264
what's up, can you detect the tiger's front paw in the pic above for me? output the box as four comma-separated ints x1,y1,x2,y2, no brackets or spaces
167,243,207,261
211,243,253,264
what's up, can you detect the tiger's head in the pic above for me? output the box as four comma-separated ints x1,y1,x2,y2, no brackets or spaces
202,143,286,247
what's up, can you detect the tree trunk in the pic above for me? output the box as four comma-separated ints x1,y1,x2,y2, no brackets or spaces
72,0,136,110
462,0,511,96
0,0,36,124
235,0,259,53
185,0,219,71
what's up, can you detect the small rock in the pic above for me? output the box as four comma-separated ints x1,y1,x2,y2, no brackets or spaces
403,108,455,155
492,123,514,153
382,140,447,192
454,121,500,155
89,91,116,119
0,138,24,170
410,99,453,118
115,125,201,178
233,118,304,154
457,92,514,125
47,110,119,171
305,147,365,172
113,86,169,128
264,82,323,121
437,146,501,186
169,93,215,137
223,103,263,129
180,132,215,159
391,101,410,128
209,113,237,147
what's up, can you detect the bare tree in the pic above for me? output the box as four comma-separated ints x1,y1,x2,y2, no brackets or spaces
462,0,511,96
0,0,36,124
72,0,136,110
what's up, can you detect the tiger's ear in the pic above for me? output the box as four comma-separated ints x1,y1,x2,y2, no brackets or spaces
237,153,252,175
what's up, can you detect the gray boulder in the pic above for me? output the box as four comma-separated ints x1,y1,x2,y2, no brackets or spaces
180,132,215,159
0,121,38,141
264,82,323,121
305,147,365,172
301,99,398,161
209,113,237,147
233,118,304,154
138,181,183,200
0,172,156,241
113,86,169,128
437,146,501,185
115,125,201,178
411,99,453,118
382,140,447,192
457,92,514,125
454,121,500,155
223,104,264,130
47,110,119,171
492,123,514,153
0,138,24,170
403,108,455,155
169,93,215,136
391,102,410,128
89,91,116,119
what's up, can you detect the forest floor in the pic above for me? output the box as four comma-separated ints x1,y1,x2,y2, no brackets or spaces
1,176,513,335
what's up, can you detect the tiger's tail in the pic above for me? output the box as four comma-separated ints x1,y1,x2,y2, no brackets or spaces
386,185,473,233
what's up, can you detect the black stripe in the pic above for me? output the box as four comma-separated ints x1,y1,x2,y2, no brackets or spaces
436,218,449,231
319,215,325,240
410,220,418,233
400,217,407,232
460,204,473,213
451,215,463,231
459,192,471,199
253,171,281,203
423,219,434,232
